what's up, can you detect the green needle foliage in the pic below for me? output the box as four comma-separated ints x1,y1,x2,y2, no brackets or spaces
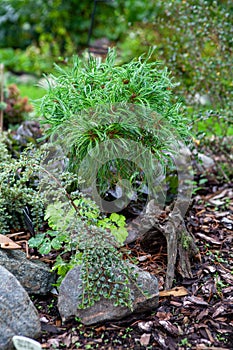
39,49,190,196
40,48,188,138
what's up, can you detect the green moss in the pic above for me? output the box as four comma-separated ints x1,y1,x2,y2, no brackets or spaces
181,231,192,250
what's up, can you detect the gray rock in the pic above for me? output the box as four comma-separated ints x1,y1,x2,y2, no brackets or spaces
13,120,42,144
0,265,41,350
193,93,211,106
197,153,215,170
17,74,38,84
0,250,55,294
58,264,159,325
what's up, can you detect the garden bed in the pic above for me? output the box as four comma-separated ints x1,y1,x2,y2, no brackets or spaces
28,164,233,349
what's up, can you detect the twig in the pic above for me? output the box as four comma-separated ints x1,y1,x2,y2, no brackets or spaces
36,165,80,213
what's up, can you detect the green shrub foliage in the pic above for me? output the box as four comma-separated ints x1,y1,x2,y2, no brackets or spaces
39,49,190,196
40,49,187,133
0,134,44,233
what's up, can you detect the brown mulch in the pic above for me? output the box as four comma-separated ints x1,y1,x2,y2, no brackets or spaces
27,180,233,350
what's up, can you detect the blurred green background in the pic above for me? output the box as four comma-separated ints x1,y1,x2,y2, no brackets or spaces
0,0,232,136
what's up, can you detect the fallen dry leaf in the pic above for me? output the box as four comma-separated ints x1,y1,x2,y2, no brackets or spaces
0,233,22,250
159,286,189,297
155,311,172,321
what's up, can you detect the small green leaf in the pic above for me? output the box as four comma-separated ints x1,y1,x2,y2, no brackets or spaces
51,237,63,250
28,233,46,248
109,213,120,223
38,240,52,255
111,227,128,245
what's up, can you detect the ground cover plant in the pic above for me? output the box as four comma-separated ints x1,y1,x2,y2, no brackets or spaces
0,133,140,310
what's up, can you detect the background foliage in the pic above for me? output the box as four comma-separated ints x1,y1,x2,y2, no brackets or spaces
1,1,232,133
118,0,233,136
1,1,232,126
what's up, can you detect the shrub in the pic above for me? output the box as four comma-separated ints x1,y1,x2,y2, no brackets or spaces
0,134,44,233
39,49,191,198
0,47,55,76
31,49,194,306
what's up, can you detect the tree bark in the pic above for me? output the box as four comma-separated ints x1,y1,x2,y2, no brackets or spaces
125,200,198,289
